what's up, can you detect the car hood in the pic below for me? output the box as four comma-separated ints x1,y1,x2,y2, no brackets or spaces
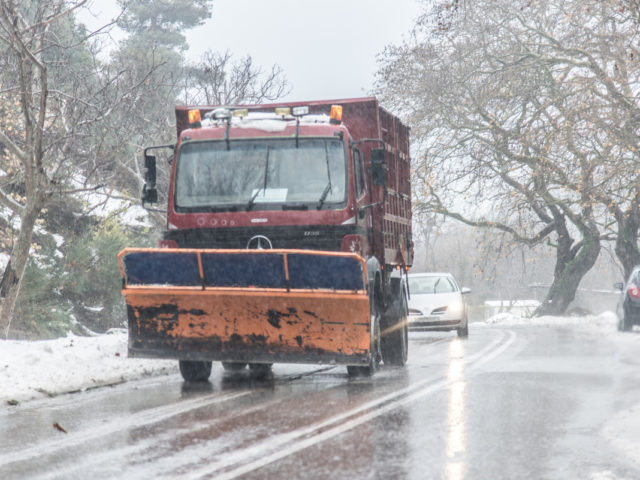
408,292,461,314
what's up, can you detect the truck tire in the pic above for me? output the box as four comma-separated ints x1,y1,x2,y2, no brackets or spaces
380,288,408,366
179,360,212,382
249,363,273,378
222,362,247,372
381,319,408,366
348,295,382,377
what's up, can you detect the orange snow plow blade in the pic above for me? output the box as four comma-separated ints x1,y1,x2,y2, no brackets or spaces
118,248,372,366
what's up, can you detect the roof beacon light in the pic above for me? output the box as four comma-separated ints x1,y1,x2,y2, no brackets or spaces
212,108,232,120
330,105,343,124
275,107,291,118
233,108,249,118
188,109,202,127
292,106,309,116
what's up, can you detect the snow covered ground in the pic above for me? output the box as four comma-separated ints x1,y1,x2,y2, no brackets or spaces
0,329,176,404
1,312,638,467
476,310,621,329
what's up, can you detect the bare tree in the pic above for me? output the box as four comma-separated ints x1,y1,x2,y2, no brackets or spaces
181,50,290,105
620,0,640,23
376,0,640,314
0,0,146,336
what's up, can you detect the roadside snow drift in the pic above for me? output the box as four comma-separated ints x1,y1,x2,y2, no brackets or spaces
0,330,176,403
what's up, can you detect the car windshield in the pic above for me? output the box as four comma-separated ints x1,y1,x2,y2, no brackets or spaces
174,138,347,211
409,275,456,294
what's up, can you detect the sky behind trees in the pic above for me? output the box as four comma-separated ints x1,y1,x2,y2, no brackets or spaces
79,0,422,102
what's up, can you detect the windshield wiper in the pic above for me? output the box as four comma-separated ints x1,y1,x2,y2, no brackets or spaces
316,142,333,209
246,146,270,211
316,182,332,210
245,189,262,212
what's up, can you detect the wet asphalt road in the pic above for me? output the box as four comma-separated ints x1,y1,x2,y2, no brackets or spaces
1,324,639,479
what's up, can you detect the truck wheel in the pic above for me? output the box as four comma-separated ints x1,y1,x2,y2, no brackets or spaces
249,363,273,378
380,318,408,366
380,291,408,366
348,305,381,377
179,360,212,382
222,362,247,372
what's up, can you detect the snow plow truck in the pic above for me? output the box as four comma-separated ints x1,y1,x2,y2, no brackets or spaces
118,97,413,381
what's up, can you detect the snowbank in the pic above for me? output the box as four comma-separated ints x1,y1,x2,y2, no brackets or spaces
0,330,176,404
476,310,619,330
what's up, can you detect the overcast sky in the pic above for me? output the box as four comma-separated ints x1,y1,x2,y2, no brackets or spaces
80,0,422,102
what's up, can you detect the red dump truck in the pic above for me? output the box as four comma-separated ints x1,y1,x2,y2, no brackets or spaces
118,97,413,380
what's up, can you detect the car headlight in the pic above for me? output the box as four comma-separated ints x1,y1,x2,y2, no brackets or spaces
448,300,463,314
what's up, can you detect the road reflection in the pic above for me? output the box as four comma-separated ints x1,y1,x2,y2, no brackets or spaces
446,338,466,480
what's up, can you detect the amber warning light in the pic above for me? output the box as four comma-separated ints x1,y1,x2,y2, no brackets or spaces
188,109,202,127
330,105,343,124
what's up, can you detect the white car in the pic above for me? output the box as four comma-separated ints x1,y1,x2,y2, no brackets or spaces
406,272,471,337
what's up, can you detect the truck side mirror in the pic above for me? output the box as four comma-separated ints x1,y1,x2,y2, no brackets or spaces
371,148,387,187
141,153,158,205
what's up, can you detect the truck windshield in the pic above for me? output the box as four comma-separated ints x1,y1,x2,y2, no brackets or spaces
174,138,347,211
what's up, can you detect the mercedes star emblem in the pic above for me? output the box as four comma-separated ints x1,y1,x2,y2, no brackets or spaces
246,235,273,250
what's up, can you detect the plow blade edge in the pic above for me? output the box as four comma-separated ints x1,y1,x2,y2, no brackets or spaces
118,248,372,366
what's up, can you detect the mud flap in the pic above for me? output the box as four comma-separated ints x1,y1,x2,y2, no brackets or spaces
118,248,372,366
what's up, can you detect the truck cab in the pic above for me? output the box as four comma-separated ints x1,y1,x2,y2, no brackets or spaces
157,105,373,258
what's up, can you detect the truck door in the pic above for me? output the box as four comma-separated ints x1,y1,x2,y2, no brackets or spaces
353,147,365,214
352,147,372,254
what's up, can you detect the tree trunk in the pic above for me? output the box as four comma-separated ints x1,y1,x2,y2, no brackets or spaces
536,222,601,316
614,209,640,282
0,201,44,338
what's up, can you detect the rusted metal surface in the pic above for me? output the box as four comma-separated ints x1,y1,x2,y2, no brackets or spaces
124,288,371,365
119,248,372,366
